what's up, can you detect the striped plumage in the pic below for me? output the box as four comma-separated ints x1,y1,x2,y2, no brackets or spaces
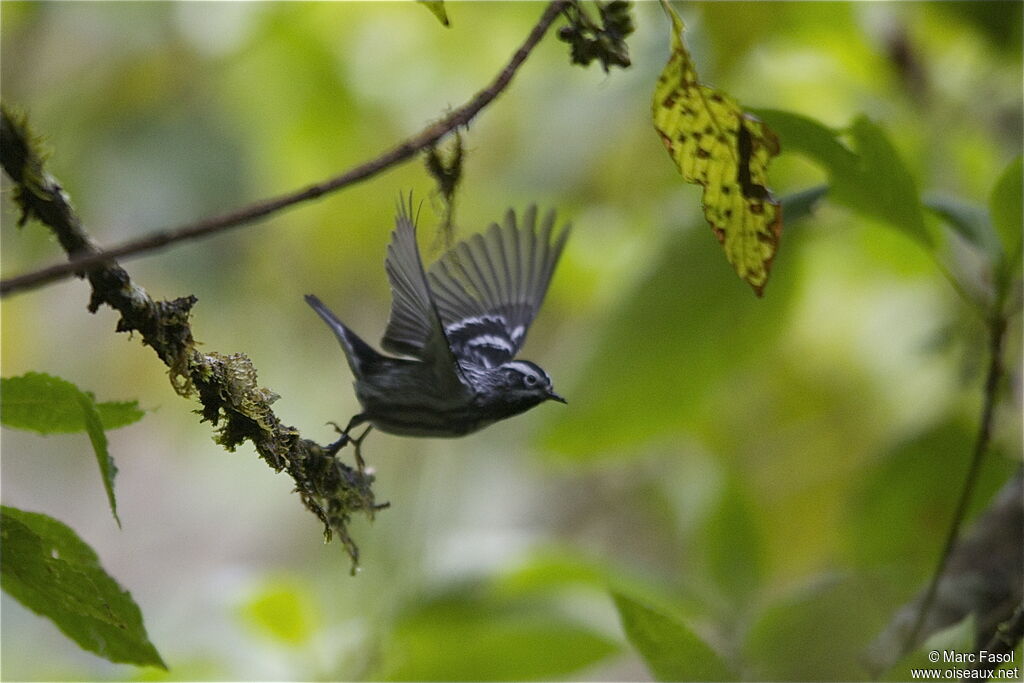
306,200,569,438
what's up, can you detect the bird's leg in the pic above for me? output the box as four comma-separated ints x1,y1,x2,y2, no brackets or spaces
350,425,374,473
324,414,368,456
324,421,351,456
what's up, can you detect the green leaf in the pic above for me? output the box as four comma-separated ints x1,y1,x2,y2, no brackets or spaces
417,1,449,27
1,373,129,526
496,549,678,611
652,1,782,296
780,184,829,221
374,585,618,681
1,372,144,433
2,372,96,433
990,155,1022,275
612,592,734,682
923,194,997,253
76,391,120,528
0,506,166,669
847,116,931,246
743,574,892,680
94,400,147,431
750,109,857,174
238,577,318,647
754,109,931,248
701,475,764,604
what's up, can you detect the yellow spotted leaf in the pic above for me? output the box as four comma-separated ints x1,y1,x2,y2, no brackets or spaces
652,2,782,296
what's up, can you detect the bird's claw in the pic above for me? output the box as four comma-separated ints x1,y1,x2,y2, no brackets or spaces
323,420,373,474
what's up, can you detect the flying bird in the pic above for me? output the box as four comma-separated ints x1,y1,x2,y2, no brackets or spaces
306,200,570,453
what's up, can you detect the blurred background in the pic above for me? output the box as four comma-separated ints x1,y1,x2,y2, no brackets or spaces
1,2,1021,680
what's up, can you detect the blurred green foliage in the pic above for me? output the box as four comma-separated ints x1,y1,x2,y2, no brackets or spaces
1,1,1021,681
614,592,733,681
991,156,1023,281
756,110,932,247
882,614,975,682
237,576,321,648
372,581,619,681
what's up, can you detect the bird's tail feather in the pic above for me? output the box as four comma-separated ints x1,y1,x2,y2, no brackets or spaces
305,294,382,375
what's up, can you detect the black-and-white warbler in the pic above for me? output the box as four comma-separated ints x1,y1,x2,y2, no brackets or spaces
306,200,570,446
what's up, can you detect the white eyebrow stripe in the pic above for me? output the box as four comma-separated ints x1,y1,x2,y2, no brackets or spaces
505,361,548,381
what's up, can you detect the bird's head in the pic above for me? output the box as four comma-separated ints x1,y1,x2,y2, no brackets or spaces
495,360,566,407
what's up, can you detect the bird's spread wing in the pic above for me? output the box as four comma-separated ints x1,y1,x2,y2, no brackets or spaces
427,206,570,368
381,198,469,395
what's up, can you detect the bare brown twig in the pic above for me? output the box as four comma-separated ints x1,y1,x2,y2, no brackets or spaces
0,0,569,298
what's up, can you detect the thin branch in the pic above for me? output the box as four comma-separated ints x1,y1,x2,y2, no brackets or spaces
0,0,569,298
904,311,1009,652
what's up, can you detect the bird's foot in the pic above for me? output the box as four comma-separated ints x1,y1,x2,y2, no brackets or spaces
324,419,373,473
324,421,350,456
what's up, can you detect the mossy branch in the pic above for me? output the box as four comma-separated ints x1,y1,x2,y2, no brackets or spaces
1,105,379,571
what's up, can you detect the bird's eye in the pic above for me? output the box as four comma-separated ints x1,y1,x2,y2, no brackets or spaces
524,374,538,386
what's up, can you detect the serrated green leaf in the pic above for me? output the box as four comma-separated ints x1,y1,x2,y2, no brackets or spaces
990,155,1022,276
0,506,166,669
1,372,144,433
652,1,781,296
417,0,449,27
613,592,734,682
94,400,146,431
76,391,120,528
1,373,135,526
2,372,96,433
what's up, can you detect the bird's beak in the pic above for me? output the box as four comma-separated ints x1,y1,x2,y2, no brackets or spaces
548,390,568,404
